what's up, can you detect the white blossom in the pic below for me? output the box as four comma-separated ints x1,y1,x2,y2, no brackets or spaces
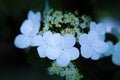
79,30,109,60
112,41,120,66
14,10,41,48
37,32,80,67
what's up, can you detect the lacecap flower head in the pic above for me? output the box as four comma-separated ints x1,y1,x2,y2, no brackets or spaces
14,7,120,80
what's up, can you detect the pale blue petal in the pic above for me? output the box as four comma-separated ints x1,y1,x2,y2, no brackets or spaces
79,34,90,45
93,40,109,53
20,20,40,36
96,23,106,35
61,34,76,49
65,47,80,60
14,34,30,48
27,10,41,36
21,11,40,37
20,20,33,36
99,35,105,40
56,51,71,67
45,47,61,60
112,52,120,66
35,11,41,21
37,46,46,58
88,30,99,43
102,41,114,57
112,42,120,66
114,42,120,53
48,33,62,47
28,10,41,21
91,52,101,60
80,45,92,58
30,23,40,36
28,10,34,20
30,35,45,46
90,21,96,30
43,31,53,41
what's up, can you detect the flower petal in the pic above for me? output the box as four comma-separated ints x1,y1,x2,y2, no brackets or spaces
30,23,40,36
91,52,101,60
90,21,96,30
48,33,62,47
28,10,34,20
61,34,76,48
112,52,120,66
56,51,71,67
102,41,114,57
88,30,99,42
14,34,30,48
112,42,120,66
43,31,53,41
35,11,41,21
37,46,46,58
80,45,92,58
28,10,41,22
20,20,33,36
93,40,109,53
65,47,80,60
30,35,45,46
114,42,120,53
96,23,106,35
45,47,61,60
79,33,90,45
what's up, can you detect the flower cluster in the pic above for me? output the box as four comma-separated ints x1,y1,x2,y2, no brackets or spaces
42,9,91,41
48,61,83,80
14,9,120,68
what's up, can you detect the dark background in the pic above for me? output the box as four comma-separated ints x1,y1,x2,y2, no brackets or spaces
0,0,120,80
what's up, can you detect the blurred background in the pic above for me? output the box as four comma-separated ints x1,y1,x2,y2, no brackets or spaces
0,0,120,80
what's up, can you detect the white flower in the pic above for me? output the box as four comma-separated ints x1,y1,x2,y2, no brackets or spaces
56,34,79,67
90,21,107,40
112,41,120,66
37,32,80,67
101,41,114,57
37,31,62,59
21,10,41,36
79,30,109,60
14,10,41,48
